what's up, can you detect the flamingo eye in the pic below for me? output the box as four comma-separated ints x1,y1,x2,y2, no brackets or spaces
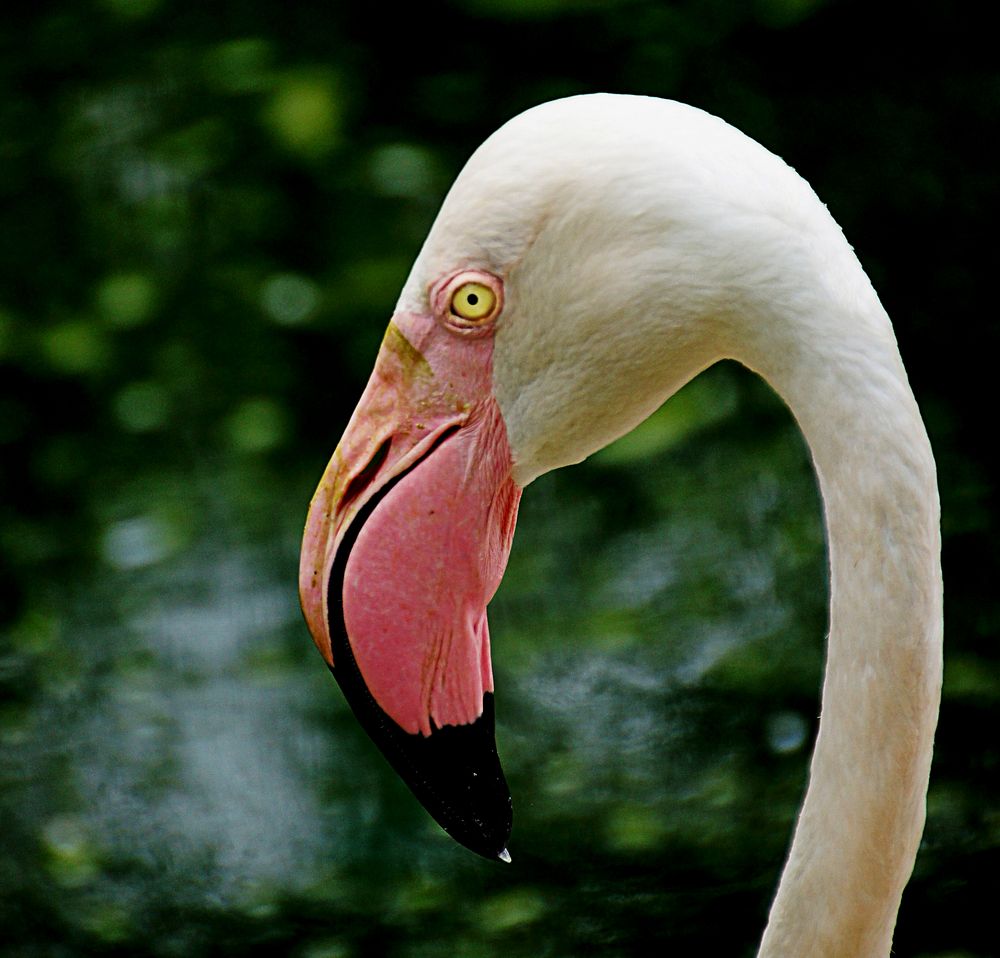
450,282,496,321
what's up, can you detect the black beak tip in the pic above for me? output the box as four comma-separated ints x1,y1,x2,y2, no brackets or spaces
332,666,515,862
444,814,512,862
430,730,513,860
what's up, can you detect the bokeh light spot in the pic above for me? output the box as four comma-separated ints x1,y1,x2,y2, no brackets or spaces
101,514,177,570
96,272,157,328
477,888,546,933
261,273,319,325
369,144,436,199
42,816,99,888
226,397,290,453
113,380,170,432
766,710,809,754
263,73,341,158
604,804,667,853
40,321,111,375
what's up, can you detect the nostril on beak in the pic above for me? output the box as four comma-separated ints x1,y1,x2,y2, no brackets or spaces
340,438,392,513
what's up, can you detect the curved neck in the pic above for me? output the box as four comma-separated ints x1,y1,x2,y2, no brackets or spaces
743,289,943,957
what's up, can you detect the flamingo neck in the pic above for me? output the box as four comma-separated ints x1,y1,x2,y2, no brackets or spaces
743,287,942,957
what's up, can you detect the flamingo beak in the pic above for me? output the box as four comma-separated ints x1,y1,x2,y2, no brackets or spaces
299,313,521,860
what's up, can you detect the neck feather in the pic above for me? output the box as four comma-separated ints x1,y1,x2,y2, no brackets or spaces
743,283,942,957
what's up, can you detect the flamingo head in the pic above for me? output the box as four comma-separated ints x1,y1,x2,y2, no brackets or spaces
299,94,822,859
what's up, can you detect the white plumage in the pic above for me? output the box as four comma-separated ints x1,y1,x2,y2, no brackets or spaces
397,94,943,957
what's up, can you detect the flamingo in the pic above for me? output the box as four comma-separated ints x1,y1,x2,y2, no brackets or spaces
299,94,942,957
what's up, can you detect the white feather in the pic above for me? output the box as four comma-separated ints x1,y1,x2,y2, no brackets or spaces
401,94,942,958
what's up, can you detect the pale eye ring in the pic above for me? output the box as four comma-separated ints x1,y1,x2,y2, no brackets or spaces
433,270,503,333
450,281,497,322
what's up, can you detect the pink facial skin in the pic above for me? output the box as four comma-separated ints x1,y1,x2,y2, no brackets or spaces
299,271,521,736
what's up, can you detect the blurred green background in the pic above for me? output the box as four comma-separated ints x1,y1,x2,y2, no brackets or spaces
1,1,996,956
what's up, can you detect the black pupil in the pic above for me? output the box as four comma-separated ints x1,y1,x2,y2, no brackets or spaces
467,293,479,306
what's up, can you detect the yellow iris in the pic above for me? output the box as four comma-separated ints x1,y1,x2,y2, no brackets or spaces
450,282,496,321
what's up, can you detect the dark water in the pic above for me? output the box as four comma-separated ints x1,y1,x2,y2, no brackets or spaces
2,4,997,956
2,363,982,957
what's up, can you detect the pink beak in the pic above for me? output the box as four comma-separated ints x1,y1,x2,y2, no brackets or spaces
299,308,521,859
